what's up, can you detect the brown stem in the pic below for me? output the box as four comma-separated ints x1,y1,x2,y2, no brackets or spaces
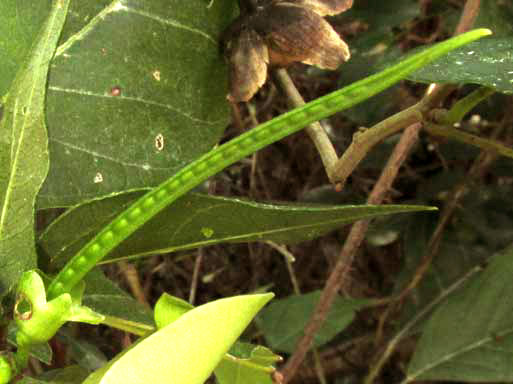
455,0,481,35
366,0,485,380
119,260,149,308
370,0,484,334
189,248,204,305
281,124,422,383
280,1,483,381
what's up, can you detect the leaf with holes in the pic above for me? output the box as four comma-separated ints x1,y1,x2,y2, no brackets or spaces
33,0,236,208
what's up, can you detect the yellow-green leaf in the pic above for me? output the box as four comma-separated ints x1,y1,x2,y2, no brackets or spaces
83,293,273,384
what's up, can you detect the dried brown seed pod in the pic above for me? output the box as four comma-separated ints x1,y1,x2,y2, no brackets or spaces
222,0,353,102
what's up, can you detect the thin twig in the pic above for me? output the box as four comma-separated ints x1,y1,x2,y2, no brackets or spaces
395,119,503,305
365,266,483,384
265,241,301,294
279,53,460,384
369,0,484,327
119,260,149,308
265,241,328,384
281,124,422,383
332,105,423,187
455,0,481,35
279,3,482,381
331,78,460,187
189,248,204,305
424,122,513,157
273,69,340,182
364,0,484,380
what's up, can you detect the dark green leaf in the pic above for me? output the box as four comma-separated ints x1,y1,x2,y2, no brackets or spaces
82,268,153,327
37,0,236,208
407,245,513,382
18,366,89,384
337,0,420,50
256,291,370,353
58,330,108,371
39,192,435,269
408,36,513,93
396,183,513,326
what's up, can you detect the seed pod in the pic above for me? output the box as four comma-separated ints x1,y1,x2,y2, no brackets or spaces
222,0,353,102
223,21,269,103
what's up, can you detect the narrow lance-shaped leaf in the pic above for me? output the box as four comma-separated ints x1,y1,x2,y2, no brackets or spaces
38,191,436,269
0,0,70,297
408,37,513,93
46,29,492,300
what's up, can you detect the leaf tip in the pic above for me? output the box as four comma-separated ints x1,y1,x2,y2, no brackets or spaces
476,28,493,37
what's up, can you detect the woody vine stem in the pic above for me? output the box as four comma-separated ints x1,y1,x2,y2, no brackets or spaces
279,1,487,383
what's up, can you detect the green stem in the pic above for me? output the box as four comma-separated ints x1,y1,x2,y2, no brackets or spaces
442,86,495,124
425,123,513,158
101,315,155,337
47,29,492,300
222,353,275,373
14,345,30,374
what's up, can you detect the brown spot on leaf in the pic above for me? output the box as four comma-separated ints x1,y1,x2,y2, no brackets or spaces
110,86,122,96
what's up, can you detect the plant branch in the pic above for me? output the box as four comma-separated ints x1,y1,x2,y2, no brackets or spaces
455,0,481,35
331,104,423,187
442,86,495,123
425,122,513,157
280,1,483,381
330,0,482,186
365,266,483,384
281,123,422,383
395,117,505,306
273,69,340,182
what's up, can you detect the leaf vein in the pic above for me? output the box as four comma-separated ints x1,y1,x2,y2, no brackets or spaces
50,137,173,171
122,6,216,45
48,85,221,125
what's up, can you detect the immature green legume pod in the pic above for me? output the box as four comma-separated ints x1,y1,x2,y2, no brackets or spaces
46,29,492,300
